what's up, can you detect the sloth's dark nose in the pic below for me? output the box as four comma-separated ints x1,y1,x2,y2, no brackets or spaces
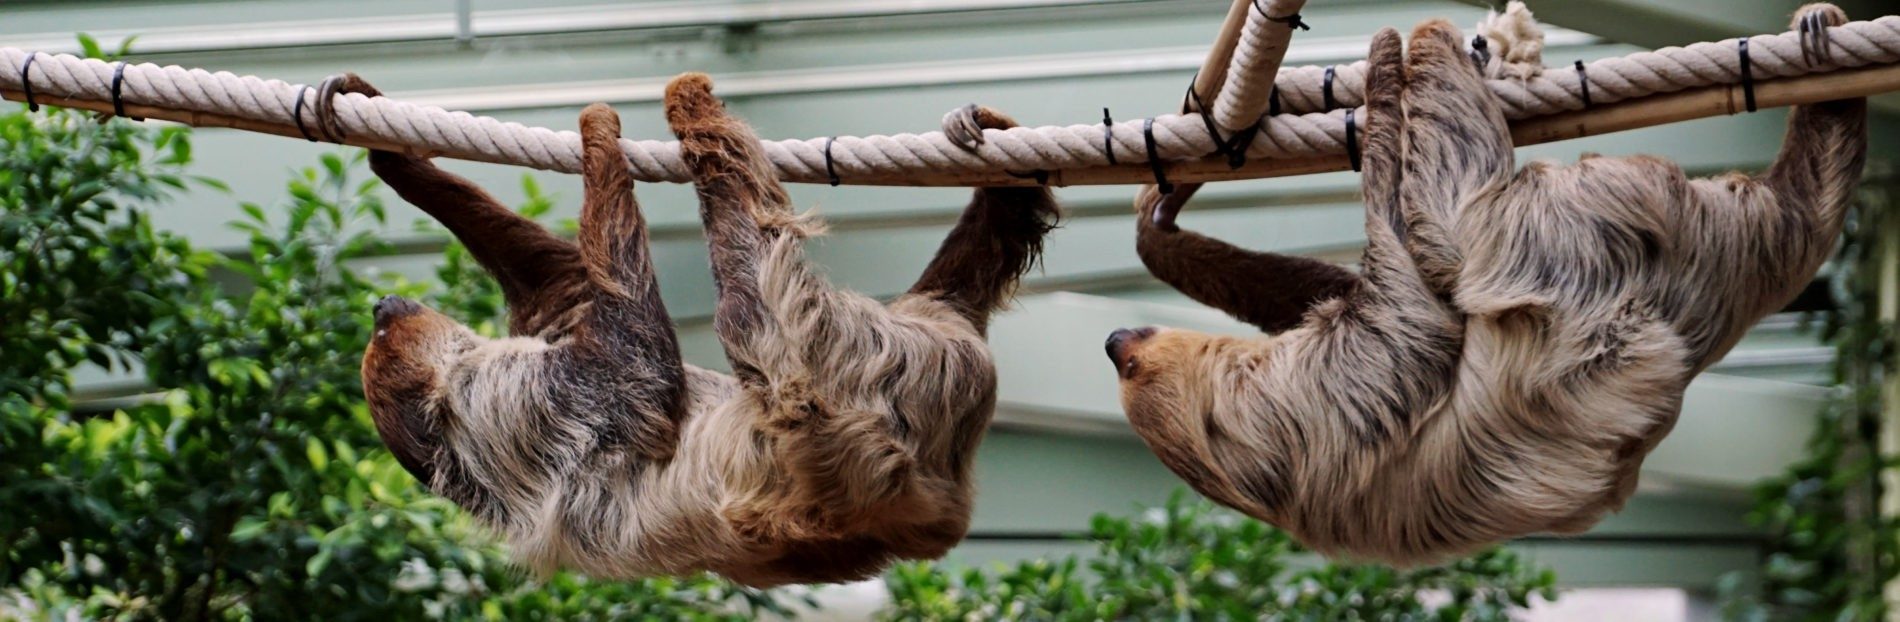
374,295,420,325
1105,327,1155,370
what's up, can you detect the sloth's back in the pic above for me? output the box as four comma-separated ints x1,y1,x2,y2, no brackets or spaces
1304,155,1722,565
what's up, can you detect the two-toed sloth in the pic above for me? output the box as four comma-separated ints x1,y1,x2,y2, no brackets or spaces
1111,5,1866,565
341,72,1059,586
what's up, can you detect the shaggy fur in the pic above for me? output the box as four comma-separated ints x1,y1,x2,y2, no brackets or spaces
1109,5,1866,566
353,72,1060,586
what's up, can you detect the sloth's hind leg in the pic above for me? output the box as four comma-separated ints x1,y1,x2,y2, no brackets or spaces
545,103,688,462
665,73,792,387
1396,20,1517,297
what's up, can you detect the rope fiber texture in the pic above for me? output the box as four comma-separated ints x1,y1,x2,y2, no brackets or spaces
0,14,1895,186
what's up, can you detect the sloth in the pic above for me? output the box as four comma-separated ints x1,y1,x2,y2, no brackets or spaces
1108,5,1866,565
341,72,1059,586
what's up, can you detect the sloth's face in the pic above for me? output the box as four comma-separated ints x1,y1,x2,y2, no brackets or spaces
1107,327,1226,458
1106,326,1220,433
361,295,476,489
1108,326,1289,517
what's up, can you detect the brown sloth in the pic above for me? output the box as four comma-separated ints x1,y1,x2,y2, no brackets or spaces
347,72,1058,586
1109,5,1866,565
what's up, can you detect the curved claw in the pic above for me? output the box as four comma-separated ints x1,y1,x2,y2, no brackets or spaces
1146,184,1199,232
1794,4,1848,68
314,75,348,143
1800,13,1815,66
1816,12,1835,65
314,72,384,144
942,103,986,152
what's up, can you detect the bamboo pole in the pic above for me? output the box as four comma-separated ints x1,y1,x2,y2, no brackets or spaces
1190,0,1258,113
1131,0,1271,217
3,63,1898,187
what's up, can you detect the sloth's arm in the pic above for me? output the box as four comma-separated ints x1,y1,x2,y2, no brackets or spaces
549,103,686,461
1133,193,1361,333
322,74,587,337
1759,4,1868,271
910,105,1061,334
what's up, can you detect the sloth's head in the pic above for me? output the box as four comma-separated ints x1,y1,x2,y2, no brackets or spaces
360,294,477,489
1106,326,1288,519
1106,326,1239,421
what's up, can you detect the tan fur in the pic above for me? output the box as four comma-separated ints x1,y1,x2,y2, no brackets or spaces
1110,7,1866,566
355,72,1057,586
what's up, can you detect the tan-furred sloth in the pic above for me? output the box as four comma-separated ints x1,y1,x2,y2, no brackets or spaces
1109,5,1866,566
343,72,1059,586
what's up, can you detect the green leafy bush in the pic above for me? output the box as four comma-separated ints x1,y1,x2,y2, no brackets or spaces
883,491,1557,621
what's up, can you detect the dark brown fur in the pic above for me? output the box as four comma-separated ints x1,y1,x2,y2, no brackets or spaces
1135,188,1362,331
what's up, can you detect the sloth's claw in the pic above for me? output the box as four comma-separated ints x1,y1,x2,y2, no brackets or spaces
942,103,987,152
1793,3,1848,67
313,72,383,143
942,103,1024,153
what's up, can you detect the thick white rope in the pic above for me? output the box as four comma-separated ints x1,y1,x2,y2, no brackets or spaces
1209,0,1307,132
0,16,1895,185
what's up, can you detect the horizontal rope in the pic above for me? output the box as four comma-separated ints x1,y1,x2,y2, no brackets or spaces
0,15,1894,186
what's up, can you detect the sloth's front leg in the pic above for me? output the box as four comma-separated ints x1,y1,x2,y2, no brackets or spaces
316,73,588,338
1762,3,1869,277
911,104,1062,333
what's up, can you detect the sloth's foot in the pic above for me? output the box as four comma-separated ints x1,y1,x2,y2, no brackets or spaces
1793,3,1848,67
942,104,1022,152
312,73,385,143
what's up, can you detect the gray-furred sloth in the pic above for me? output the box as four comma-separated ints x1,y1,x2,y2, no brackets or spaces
1107,5,1866,566
343,72,1059,586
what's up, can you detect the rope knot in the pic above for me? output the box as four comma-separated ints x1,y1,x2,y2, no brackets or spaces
1474,0,1546,81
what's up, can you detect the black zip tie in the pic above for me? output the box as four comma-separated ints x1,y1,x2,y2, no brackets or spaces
110,61,143,121
1469,35,1491,72
1254,0,1310,30
292,85,319,142
18,53,39,112
1268,85,1281,116
1142,117,1172,195
1102,108,1118,165
1180,74,1257,169
1574,61,1592,109
1343,108,1361,173
1183,77,1233,157
1221,119,1262,170
1322,66,1338,110
823,136,841,186
1737,38,1757,113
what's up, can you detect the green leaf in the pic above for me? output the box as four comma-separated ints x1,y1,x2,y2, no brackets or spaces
307,437,330,471
76,33,105,60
